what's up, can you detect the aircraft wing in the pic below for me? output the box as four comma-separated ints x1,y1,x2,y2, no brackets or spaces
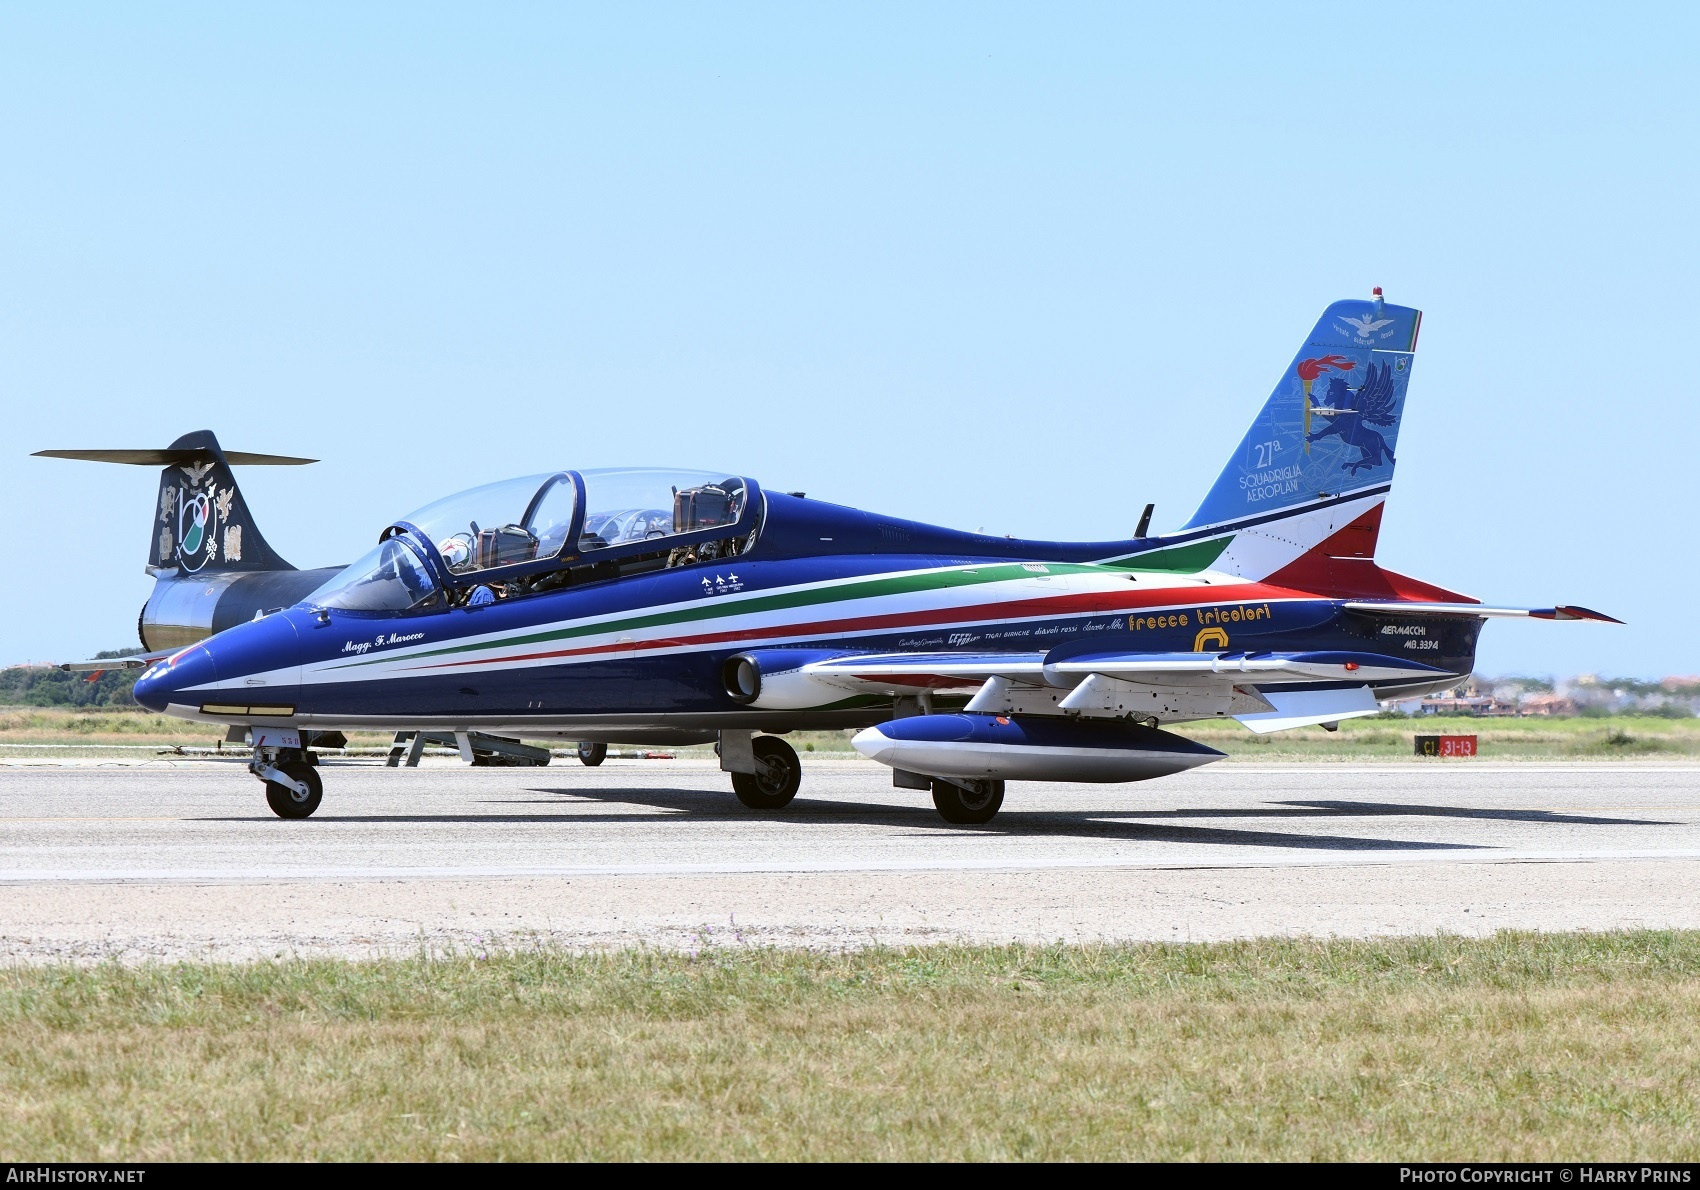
805,649,1449,687
1044,650,1449,683
57,649,175,674
1342,601,1623,623
802,652,1050,686
796,649,1450,733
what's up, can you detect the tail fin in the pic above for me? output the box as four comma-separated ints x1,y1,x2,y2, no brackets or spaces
1179,291,1421,583
34,430,314,574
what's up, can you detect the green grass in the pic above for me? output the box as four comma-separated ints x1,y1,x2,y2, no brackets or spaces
5,933,1700,1160
1174,714,1700,761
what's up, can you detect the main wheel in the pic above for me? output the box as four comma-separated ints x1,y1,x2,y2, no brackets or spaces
264,761,323,819
577,741,608,767
731,735,801,810
931,777,1004,825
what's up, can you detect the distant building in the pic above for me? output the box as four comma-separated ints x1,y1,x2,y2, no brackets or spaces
1416,690,1519,716
1518,693,1579,717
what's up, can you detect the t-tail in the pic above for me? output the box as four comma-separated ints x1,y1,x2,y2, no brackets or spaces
34,430,344,650
35,429,311,575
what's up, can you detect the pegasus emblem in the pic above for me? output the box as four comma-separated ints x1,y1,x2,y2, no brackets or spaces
1306,361,1399,475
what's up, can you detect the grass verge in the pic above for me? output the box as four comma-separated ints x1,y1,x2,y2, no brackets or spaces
4,932,1699,1160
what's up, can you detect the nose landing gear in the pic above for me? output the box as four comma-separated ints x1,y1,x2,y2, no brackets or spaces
250,737,323,819
262,761,323,818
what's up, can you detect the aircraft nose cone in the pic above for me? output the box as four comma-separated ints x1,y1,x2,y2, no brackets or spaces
132,645,217,713
851,725,896,764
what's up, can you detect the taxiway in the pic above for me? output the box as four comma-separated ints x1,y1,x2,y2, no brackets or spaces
3,758,1697,961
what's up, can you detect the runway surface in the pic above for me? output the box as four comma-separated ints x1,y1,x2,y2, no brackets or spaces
3,757,1699,961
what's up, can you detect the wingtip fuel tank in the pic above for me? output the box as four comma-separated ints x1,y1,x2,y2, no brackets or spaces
852,714,1225,783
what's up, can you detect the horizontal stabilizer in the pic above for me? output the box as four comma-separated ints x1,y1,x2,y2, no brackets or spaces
1234,685,1382,733
33,448,316,466
1342,601,1624,624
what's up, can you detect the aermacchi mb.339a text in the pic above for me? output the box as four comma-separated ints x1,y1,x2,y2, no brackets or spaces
55,291,1617,824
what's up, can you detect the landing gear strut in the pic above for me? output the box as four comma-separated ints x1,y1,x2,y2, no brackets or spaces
729,735,802,810
931,777,1004,825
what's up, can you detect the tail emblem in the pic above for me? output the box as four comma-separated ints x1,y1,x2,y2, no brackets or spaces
1306,363,1400,475
177,489,215,568
173,474,237,572
1296,355,1355,453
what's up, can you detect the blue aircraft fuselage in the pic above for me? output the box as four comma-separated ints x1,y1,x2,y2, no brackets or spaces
133,486,1480,735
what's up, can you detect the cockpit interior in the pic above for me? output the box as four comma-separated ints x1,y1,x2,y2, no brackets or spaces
309,468,757,614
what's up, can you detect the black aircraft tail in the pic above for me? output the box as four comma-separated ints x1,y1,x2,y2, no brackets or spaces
34,429,315,574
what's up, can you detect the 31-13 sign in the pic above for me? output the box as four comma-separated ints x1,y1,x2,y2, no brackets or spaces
1414,734,1477,758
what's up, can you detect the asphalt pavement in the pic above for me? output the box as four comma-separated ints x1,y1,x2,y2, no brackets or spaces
3,756,1698,961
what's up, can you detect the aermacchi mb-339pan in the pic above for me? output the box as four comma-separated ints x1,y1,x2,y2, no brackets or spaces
108,291,1616,823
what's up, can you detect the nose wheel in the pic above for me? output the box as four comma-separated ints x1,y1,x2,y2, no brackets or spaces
262,761,323,819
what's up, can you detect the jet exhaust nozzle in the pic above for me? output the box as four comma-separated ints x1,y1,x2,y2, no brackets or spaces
720,649,859,709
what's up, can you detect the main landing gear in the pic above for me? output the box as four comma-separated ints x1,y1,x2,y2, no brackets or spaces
577,741,608,767
930,777,1004,825
720,732,802,810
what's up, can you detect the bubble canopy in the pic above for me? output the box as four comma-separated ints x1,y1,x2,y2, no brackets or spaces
306,468,756,611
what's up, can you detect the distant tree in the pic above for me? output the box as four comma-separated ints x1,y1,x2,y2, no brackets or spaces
0,648,144,707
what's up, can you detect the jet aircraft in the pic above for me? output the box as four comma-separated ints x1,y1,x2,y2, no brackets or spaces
117,291,1616,823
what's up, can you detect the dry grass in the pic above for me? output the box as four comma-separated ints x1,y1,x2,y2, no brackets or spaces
0,707,396,752
3,933,1699,1160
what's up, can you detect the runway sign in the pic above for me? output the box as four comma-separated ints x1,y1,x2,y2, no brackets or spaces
1414,734,1477,758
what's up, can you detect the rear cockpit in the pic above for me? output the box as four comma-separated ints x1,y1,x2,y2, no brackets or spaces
307,468,760,613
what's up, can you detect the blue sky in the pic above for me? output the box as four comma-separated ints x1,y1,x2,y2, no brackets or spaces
3,3,1695,676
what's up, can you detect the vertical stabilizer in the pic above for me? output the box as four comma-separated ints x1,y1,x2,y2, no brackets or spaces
1176,291,1421,583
